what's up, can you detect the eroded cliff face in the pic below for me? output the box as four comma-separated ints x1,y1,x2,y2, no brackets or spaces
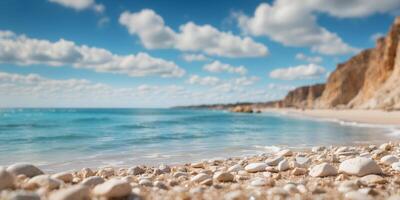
281,84,325,109
289,16,400,110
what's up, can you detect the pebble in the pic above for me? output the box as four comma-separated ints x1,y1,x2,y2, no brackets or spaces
27,175,62,190
265,156,284,166
213,171,234,182
359,174,387,185
0,167,15,190
139,179,153,187
344,191,373,200
339,157,382,176
380,155,399,165
244,163,267,173
277,149,293,157
173,172,188,178
191,173,211,183
80,176,105,187
158,164,171,173
191,162,204,168
309,162,337,177
277,159,289,171
78,168,94,178
2,190,41,200
128,166,145,175
96,167,114,178
51,172,73,183
250,177,274,187
93,179,131,198
200,178,213,186
392,162,400,171
6,163,43,178
294,156,311,168
227,164,242,172
338,180,359,193
49,185,89,200
224,190,245,200
153,181,168,189
312,146,326,152
291,167,307,176
283,184,299,194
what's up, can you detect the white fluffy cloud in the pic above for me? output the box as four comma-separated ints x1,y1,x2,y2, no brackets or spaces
0,71,192,107
119,9,268,58
187,75,220,86
269,64,326,80
182,54,210,62
0,30,185,77
236,0,362,55
295,53,323,64
203,61,247,75
49,0,104,13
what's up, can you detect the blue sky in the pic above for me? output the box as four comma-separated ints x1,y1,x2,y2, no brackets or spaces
0,0,399,107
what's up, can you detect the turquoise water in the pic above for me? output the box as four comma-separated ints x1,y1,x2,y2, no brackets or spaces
0,108,397,172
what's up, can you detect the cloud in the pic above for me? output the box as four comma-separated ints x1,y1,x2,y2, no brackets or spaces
269,64,326,80
187,75,220,86
119,9,268,58
182,54,210,62
48,0,105,13
203,61,247,75
370,32,385,42
236,0,361,55
267,83,295,91
295,53,322,64
0,30,185,78
0,71,192,107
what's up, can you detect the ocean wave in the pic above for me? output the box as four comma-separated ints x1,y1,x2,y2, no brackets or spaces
114,124,149,129
71,117,111,123
0,123,58,129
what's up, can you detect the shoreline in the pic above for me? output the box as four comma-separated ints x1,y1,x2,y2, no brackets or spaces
2,142,400,199
262,108,400,126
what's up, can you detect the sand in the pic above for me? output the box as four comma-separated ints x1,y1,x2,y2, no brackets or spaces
263,108,400,126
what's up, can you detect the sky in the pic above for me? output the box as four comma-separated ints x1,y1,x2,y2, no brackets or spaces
0,0,399,108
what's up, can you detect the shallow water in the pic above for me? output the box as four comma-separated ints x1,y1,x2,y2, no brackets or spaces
0,108,397,172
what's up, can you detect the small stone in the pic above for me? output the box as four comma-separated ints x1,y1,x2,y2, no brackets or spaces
191,173,211,183
80,176,104,187
127,166,145,175
49,185,89,200
359,175,387,185
6,163,43,178
268,187,288,196
392,162,400,171
277,159,289,171
78,168,94,178
344,191,373,200
51,172,73,183
191,162,204,168
0,167,15,190
379,143,391,151
309,162,337,177
250,177,274,187
153,181,168,189
200,178,213,186
214,171,234,182
339,157,382,176
139,179,153,187
277,149,293,157
173,172,188,178
27,175,62,190
244,163,267,173
294,156,311,168
158,164,171,173
338,180,359,193
96,167,114,178
224,190,245,200
296,184,307,193
93,179,131,198
291,168,307,176
380,155,399,165
283,184,299,194
227,164,242,172
3,190,41,200
265,156,284,166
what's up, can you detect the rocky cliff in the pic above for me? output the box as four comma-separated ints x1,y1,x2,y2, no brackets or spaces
281,84,325,109
295,16,400,110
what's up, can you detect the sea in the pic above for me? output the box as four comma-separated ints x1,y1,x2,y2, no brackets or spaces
0,108,398,172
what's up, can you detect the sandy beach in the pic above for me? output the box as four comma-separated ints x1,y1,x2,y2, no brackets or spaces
263,108,400,126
